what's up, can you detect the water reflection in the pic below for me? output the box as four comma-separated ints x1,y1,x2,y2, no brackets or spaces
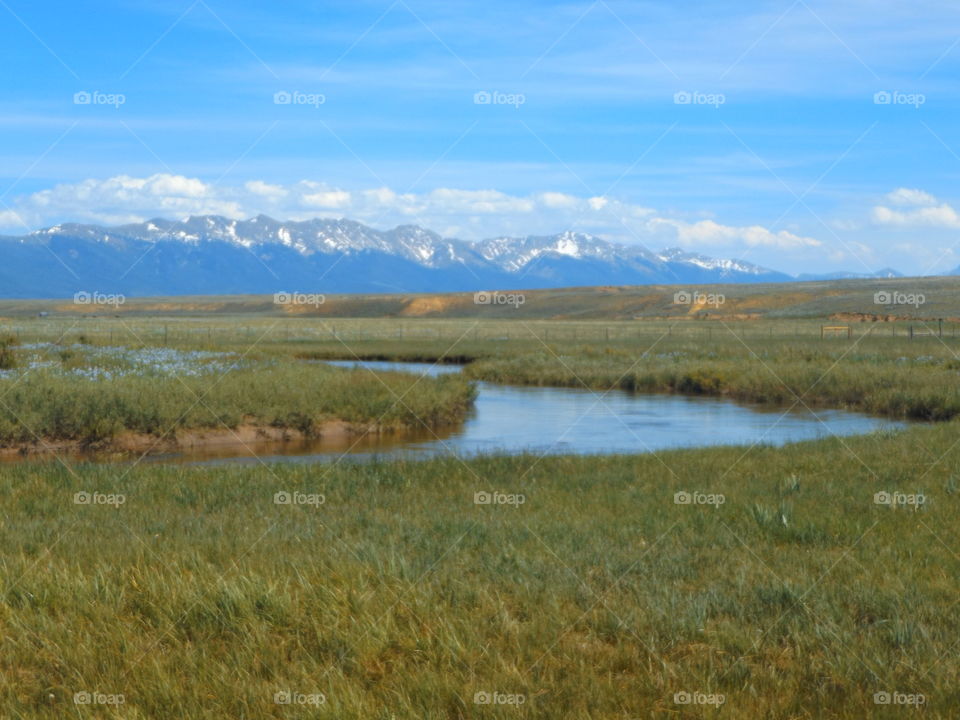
179,359,904,465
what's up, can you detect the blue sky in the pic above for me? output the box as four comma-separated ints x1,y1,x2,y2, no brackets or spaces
1,0,959,274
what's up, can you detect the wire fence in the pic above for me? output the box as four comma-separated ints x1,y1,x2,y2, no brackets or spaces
2,316,959,348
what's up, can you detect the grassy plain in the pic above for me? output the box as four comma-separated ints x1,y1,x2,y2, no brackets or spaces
0,274,956,320
1,426,958,718
0,289,958,718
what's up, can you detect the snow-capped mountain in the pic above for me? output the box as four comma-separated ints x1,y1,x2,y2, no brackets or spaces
656,247,773,276
796,268,904,281
0,214,862,298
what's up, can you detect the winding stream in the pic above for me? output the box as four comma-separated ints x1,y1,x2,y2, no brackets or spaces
176,360,904,465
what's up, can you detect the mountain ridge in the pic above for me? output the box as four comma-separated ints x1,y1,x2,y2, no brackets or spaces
0,215,903,298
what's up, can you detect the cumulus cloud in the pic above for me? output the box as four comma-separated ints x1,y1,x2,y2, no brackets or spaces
0,173,825,258
872,188,960,229
15,175,244,226
302,189,352,209
884,188,937,207
587,196,609,211
244,180,287,198
423,188,535,215
648,218,821,249
539,192,578,209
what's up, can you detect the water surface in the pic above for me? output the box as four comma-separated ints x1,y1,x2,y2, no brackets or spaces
180,359,903,465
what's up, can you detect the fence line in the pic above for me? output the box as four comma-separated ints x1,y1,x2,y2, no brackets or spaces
2,319,958,347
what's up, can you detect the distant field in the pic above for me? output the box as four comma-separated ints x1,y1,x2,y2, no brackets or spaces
0,311,956,357
0,275,957,321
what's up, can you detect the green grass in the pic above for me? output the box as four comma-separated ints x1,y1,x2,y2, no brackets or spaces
1,422,958,718
0,346,475,446
2,315,958,439
1,311,959,717
463,340,960,420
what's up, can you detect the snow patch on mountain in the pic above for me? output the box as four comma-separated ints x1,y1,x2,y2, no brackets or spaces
4,215,902,296
22,215,795,280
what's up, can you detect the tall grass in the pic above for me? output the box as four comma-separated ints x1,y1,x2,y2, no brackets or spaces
0,359,475,446
1,421,958,717
2,315,959,716
0,334,18,370
463,343,960,420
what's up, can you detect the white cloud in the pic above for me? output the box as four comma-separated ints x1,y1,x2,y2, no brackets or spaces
302,189,352,208
0,173,825,259
0,208,27,232
884,188,937,207
363,187,398,205
143,174,208,198
539,192,578,209
649,218,821,249
872,189,960,229
424,188,535,215
20,175,243,222
587,196,608,211
245,180,287,198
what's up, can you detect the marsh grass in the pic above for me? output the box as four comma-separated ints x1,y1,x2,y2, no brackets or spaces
109,316,960,426
0,349,475,446
1,315,959,717
0,335,18,370
462,341,960,421
1,422,958,718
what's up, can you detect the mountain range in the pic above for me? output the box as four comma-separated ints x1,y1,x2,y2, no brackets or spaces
0,215,905,298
